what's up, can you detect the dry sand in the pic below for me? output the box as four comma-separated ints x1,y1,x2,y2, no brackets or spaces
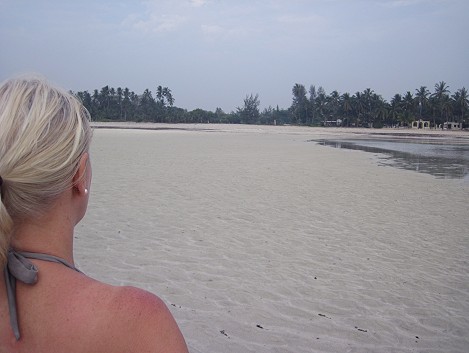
75,123,469,353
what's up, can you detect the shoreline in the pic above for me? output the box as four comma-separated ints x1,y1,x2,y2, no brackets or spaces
90,121,469,142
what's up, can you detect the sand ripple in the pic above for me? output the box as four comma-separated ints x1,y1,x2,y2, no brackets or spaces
76,126,469,352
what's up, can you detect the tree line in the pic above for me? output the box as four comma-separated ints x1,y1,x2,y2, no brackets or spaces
75,81,468,128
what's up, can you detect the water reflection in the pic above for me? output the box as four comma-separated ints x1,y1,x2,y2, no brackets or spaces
315,139,469,180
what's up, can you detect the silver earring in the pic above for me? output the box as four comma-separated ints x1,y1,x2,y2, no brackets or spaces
85,188,88,195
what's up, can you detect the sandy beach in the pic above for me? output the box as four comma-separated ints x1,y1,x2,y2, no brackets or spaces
75,123,469,352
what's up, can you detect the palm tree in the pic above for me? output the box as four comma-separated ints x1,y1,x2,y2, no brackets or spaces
156,85,164,105
415,86,430,119
162,87,174,123
91,89,100,118
117,87,123,120
453,87,468,125
352,92,365,127
441,94,453,122
340,93,352,126
99,85,110,110
432,81,450,126
375,104,388,127
140,89,155,121
433,81,450,99
371,93,387,127
328,90,340,125
309,85,317,124
162,87,174,106
316,87,327,126
123,88,130,121
390,94,403,126
402,91,415,126
291,83,308,124
363,88,374,124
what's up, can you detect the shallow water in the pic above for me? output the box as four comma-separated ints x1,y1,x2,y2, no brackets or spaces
315,138,469,180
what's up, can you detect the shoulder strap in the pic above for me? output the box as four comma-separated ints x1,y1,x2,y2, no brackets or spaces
17,251,82,273
4,249,82,340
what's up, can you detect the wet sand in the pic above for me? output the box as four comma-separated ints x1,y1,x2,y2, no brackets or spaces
75,123,469,353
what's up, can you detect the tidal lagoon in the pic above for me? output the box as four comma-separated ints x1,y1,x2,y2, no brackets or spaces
316,138,469,180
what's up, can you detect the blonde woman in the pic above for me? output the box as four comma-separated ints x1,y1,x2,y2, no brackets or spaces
0,77,188,352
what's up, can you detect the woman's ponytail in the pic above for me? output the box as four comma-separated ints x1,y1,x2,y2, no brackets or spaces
0,182,13,268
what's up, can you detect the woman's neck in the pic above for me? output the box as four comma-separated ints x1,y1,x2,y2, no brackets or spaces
10,197,76,265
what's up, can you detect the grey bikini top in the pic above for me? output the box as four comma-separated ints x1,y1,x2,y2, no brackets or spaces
3,249,82,340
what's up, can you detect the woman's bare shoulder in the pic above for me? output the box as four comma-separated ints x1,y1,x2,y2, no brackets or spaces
89,283,189,353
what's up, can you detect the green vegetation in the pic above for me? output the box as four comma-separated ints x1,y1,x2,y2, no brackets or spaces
75,81,468,128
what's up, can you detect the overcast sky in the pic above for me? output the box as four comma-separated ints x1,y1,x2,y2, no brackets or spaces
1,0,468,112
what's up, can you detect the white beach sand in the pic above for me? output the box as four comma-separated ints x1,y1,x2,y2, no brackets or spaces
75,124,469,353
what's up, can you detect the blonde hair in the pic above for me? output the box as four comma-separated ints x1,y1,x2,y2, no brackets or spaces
0,76,92,268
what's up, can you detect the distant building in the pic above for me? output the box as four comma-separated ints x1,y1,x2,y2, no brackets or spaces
443,121,462,130
411,119,430,129
323,119,342,127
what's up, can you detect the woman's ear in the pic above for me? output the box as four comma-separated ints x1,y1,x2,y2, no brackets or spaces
73,153,89,195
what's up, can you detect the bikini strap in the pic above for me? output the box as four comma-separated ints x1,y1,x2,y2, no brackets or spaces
4,249,82,340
